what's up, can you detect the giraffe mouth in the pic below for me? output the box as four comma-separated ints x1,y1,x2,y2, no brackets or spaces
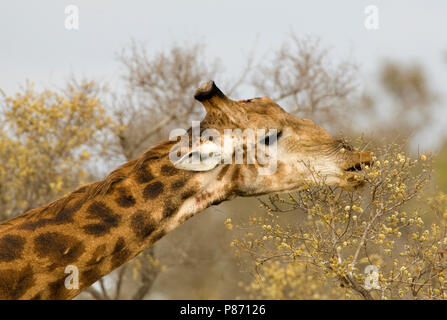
344,161,371,172
341,160,371,191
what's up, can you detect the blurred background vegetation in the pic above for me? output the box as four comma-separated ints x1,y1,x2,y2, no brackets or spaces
0,34,446,299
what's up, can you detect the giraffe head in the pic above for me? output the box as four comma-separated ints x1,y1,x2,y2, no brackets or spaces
171,81,371,197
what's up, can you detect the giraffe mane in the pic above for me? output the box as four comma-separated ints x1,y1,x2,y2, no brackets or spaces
0,139,176,236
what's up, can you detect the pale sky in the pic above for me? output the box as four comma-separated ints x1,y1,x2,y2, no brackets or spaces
1,0,446,148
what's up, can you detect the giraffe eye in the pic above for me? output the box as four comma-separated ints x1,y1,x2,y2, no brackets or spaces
260,131,282,146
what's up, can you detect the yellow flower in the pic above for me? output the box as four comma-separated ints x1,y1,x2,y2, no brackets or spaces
224,218,233,230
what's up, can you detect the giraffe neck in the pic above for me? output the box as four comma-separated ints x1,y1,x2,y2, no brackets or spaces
0,141,231,299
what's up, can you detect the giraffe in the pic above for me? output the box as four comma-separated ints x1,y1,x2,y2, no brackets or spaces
0,81,371,299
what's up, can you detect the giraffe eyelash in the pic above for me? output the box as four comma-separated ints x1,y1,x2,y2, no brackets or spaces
259,131,283,146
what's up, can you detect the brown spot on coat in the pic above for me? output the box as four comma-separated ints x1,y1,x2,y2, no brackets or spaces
30,293,42,300
171,179,186,190
163,201,177,219
135,167,155,184
143,181,164,199
217,165,230,181
86,244,107,265
83,201,121,236
81,268,102,288
231,166,242,182
0,235,26,262
130,210,156,239
0,265,35,299
48,275,69,300
151,229,166,243
161,164,178,176
111,237,131,269
20,200,83,231
181,189,196,200
33,232,85,266
115,187,136,208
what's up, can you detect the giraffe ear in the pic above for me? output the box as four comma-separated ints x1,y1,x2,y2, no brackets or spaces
173,141,223,171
